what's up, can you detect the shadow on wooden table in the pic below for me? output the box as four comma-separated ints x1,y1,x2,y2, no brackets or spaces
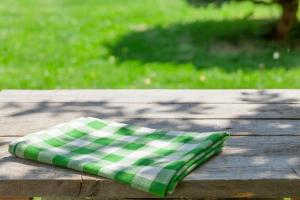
0,90,299,198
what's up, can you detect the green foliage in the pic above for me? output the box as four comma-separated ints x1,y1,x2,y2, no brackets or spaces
0,0,300,89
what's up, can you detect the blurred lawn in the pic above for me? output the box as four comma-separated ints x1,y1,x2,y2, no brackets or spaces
0,0,300,89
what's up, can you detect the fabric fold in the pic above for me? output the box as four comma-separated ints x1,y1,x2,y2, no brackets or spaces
9,117,229,197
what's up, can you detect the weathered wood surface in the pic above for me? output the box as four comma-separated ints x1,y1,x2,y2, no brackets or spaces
1,136,300,198
0,90,299,198
1,102,300,119
1,118,300,136
1,89,300,103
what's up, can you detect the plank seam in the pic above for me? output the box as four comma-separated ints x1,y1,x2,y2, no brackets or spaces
0,101,299,105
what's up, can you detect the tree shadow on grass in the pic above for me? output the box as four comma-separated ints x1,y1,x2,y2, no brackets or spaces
106,19,300,71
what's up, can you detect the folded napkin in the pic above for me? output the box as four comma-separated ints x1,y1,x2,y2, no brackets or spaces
9,117,229,197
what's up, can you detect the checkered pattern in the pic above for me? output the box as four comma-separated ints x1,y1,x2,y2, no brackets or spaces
9,117,229,197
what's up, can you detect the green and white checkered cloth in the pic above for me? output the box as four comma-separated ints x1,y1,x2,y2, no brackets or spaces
9,117,229,197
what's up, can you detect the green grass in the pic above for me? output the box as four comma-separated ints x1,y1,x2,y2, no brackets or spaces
0,0,300,89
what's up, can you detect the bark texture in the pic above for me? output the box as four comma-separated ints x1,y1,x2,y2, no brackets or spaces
274,0,299,40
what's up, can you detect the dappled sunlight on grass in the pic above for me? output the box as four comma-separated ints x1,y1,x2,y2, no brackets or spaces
0,0,299,88
108,20,300,71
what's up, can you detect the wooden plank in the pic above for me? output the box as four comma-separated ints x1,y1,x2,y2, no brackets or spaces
0,136,299,197
79,135,300,198
0,102,300,119
42,198,82,200
77,134,300,198
0,137,82,197
1,90,300,104
0,179,81,198
78,179,300,198
0,89,299,198
0,198,32,200
0,118,300,137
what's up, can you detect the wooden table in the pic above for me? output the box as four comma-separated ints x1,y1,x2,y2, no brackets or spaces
0,90,299,199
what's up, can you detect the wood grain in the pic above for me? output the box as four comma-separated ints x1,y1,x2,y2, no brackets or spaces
0,118,299,137
0,102,300,120
0,137,82,197
0,136,299,198
0,90,299,198
1,89,300,103
0,198,32,200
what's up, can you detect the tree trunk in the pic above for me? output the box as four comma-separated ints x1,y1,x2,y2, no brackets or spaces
274,0,299,40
